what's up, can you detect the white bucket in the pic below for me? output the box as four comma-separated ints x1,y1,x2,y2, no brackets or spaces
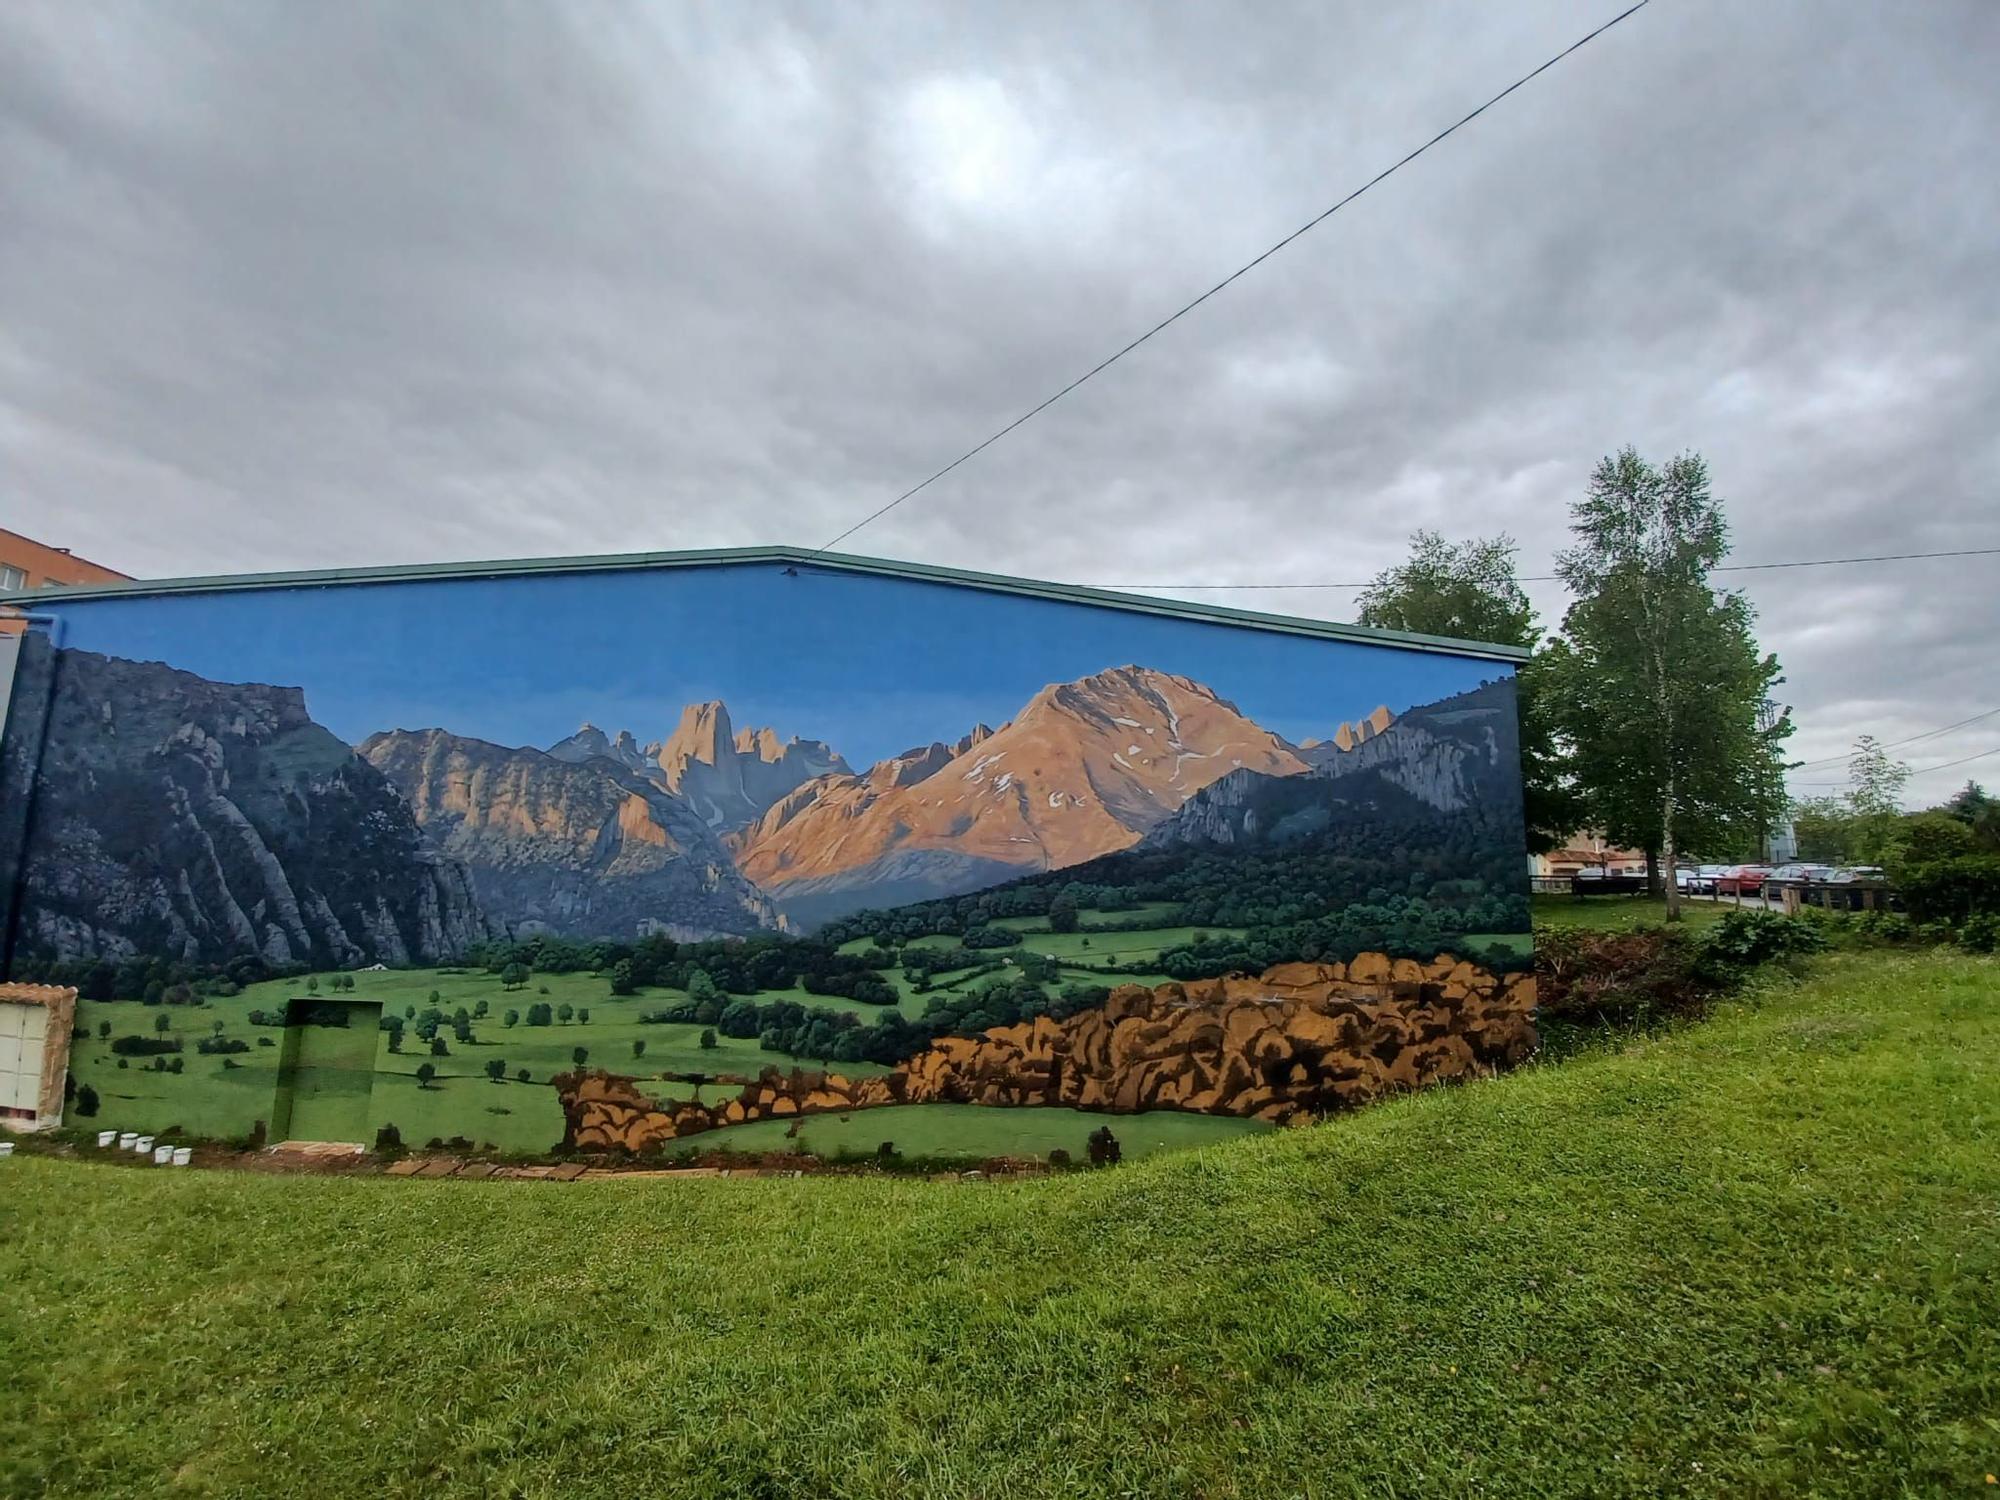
133,1135,154,1154
152,1144,174,1164
172,1147,192,1167
97,1130,117,1147
118,1132,138,1150
0,1142,13,1159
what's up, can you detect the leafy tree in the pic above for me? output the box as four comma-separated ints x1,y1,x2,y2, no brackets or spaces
500,963,529,991
485,1059,507,1083
699,1028,718,1051
1357,529,1536,647
1942,781,2000,849
504,1008,520,1028
571,1046,589,1067
1540,450,1790,916
427,990,441,1006
472,999,489,1020
74,1083,100,1117
96,1020,111,1040
1845,735,1911,862
609,960,638,996
1791,793,1854,864
1047,894,1079,933
154,1012,171,1035
557,1002,574,1025
632,1038,646,1060
577,1008,590,1025
429,1036,449,1057
305,975,319,994
415,1062,437,1089
451,1019,473,1044
516,1068,531,1083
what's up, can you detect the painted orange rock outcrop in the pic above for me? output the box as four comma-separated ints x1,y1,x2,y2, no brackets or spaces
553,954,1537,1151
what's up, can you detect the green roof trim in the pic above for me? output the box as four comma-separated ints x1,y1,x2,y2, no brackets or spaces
0,544,1529,662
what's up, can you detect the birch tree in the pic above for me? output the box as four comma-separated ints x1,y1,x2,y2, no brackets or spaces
1541,449,1791,918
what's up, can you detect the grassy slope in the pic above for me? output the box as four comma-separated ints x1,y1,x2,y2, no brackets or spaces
5,951,1995,1498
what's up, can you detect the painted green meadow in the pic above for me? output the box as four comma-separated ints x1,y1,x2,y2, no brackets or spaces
67,965,897,1155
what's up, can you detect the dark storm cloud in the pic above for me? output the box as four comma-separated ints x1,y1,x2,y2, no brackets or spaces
4,0,1996,800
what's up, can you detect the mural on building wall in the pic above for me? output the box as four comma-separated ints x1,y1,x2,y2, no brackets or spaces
0,561,1533,1159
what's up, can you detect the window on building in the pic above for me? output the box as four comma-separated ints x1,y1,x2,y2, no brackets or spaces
0,566,26,590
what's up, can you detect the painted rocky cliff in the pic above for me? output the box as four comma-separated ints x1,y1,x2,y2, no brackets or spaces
360,727,781,940
553,953,1537,1150
14,649,490,966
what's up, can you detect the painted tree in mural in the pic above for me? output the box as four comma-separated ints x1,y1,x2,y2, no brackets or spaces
1357,529,1579,851
1538,449,1792,917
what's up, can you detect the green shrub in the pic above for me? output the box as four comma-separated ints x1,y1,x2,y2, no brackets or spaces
1958,912,2000,954
1853,911,1915,946
1694,909,1827,982
1901,854,2000,923
110,1035,182,1057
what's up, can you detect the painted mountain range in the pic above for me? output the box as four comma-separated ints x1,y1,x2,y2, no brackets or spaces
1141,679,1520,850
357,728,782,941
12,649,1511,961
729,667,1310,925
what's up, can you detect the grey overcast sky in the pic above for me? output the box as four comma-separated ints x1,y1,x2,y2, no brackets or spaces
4,1,1996,801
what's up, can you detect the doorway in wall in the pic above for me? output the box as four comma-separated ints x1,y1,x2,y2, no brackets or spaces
272,998,380,1144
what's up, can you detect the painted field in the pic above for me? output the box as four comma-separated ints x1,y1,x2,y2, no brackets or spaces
66,969,892,1151
689,1102,1271,1162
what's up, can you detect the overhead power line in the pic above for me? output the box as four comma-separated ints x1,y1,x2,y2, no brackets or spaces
1787,705,2000,771
1905,745,2000,778
815,0,1656,553
1079,545,2000,592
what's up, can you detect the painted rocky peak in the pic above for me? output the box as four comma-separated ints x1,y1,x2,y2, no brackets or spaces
553,953,1538,1151
550,702,850,830
16,649,489,967
728,665,1307,920
360,727,779,940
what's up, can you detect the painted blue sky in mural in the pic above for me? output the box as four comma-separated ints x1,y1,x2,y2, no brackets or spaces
41,563,1506,764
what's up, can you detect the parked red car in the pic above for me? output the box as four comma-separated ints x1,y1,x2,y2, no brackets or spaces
1711,865,1773,897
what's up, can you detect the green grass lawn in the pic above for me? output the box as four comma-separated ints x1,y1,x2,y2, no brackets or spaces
7,949,1995,1497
